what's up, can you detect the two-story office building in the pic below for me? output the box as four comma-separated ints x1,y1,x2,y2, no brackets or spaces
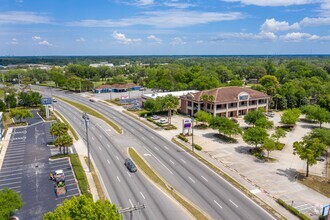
180,86,270,117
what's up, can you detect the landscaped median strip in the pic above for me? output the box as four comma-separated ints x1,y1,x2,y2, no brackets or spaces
54,110,79,141
123,111,155,129
55,96,122,134
172,138,286,220
128,147,209,220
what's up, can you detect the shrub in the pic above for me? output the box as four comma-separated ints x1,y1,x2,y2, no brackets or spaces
277,199,311,220
194,144,202,151
178,134,188,142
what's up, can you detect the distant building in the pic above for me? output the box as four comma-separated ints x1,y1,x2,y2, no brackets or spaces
142,90,199,107
93,83,141,93
89,62,114,68
180,86,270,117
0,112,3,139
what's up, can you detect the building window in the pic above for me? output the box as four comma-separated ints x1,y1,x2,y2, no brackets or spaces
188,101,192,107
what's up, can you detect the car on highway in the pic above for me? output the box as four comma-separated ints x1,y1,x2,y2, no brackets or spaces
124,158,137,172
52,98,57,102
151,115,160,120
89,98,95,102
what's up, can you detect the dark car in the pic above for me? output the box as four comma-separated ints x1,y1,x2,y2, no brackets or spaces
316,156,326,162
124,158,137,172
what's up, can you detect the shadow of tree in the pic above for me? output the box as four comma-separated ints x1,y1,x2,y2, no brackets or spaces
276,168,299,182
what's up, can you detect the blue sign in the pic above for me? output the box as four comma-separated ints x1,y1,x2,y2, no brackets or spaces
322,204,330,217
41,98,52,105
239,95,248,101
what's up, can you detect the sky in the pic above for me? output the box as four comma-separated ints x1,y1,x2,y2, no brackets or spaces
0,0,330,56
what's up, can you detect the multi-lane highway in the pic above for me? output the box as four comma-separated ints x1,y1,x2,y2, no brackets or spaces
53,98,191,220
44,87,275,220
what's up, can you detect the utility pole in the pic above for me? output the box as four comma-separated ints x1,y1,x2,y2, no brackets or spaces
118,203,145,220
191,117,194,152
82,112,91,172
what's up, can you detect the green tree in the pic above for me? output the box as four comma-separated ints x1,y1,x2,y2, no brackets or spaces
194,110,212,125
309,128,330,146
54,134,73,154
10,109,33,123
144,99,161,114
200,94,215,112
210,116,241,138
0,99,6,112
293,138,326,177
262,138,277,157
301,105,330,128
30,91,42,106
259,75,279,96
18,91,32,106
43,195,120,220
5,93,17,109
162,95,179,125
0,188,23,219
281,108,301,126
271,128,287,143
255,117,273,129
243,126,269,148
50,122,69,137
244,109,266,126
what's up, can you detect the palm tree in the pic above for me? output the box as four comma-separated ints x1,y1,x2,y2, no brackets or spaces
162,95,179,125
200,94,215,113
50,122,69,153
54,134,73,154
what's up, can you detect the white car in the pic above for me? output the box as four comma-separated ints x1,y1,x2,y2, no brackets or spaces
151,115,160,120
159,118,168,124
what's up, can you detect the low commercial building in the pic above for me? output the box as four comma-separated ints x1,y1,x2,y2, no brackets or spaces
93,83,141,93
180,86,270,117
142,90,199,107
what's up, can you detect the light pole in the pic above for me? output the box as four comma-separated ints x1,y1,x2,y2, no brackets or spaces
191,117,194,152
82,112,91,172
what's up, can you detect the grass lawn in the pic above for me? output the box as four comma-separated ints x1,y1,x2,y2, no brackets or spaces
93,81,106,88
298,173,330,198
84,157,106,200
0,89,4,99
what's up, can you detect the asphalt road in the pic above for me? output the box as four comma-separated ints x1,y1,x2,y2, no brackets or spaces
54,100,191,220
0,110,80,219
50,88,278,220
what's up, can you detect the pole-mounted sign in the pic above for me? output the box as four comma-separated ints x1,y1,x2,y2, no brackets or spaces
41,97,52,119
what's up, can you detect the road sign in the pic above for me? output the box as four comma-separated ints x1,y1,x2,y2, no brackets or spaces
183,118,192,128
322,204,330,217
41,97,52,105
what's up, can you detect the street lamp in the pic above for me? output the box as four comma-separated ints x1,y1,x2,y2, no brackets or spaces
82,112,91,172
191,117,194,152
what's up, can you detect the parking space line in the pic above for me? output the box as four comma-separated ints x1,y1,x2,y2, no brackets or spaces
5,150,25,154
129,199,133,207
0,176,22,181
67,188,79,192
4,155,24,159
116,156,119,161
0,173,23,178
0,168,23,172
140,192,145,199
117,176,120,183
229,199,238,208
99,146,102,151
154,147,159,151
214,200,223,209
1,165,23,169
65,183,77,186
0,181,21,186
0,185,21,190
170,160,175,165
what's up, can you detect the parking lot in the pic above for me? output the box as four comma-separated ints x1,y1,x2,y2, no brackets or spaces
0,111,80,219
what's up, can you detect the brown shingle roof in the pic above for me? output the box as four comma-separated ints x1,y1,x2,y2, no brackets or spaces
185,86,269,103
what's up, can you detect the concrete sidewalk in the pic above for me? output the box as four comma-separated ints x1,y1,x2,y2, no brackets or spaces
0,127,14,170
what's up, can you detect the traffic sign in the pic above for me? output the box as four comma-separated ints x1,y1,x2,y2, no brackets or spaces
41,98,52,105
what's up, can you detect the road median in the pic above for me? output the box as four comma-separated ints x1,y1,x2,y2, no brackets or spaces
128,147,209,220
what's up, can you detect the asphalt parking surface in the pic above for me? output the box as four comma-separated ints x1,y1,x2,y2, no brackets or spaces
0,110,80,219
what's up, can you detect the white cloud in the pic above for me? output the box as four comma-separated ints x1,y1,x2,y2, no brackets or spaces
0,11,50,24
136,0,154,6
212,31,277,41
10,38,18,45
67,10,244,28
76,37,86,42
32,36,41,41
170,37,186,45
196,40,204,43
112,31,141,45
147,35,162,43
260,18,300,32
38,40,52,46
164,1,196,9
280,32,320,42
300,17,330,26
222,0,321,6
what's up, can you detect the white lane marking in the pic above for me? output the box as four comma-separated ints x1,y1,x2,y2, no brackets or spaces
140,192,145,199
131,129,135,132
116,156,119,160
107,159,110,164
98,146,102,151
107,144,110,148
0,173,23,178
170,160,175,165
141,137,145,140
188,177,195,183
0,181,21,186
151,136,155,140
116,176,120,183
214,200,223,209
180,159,186,164
154,147,159,151
127,172,131,177
99,135,102,139
143,146,173,174
164,146,169,150
92,127,95,130
0,176,22,181
230,200,238,208
201,176,208,182
91,136,94,140
129,199,133,207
